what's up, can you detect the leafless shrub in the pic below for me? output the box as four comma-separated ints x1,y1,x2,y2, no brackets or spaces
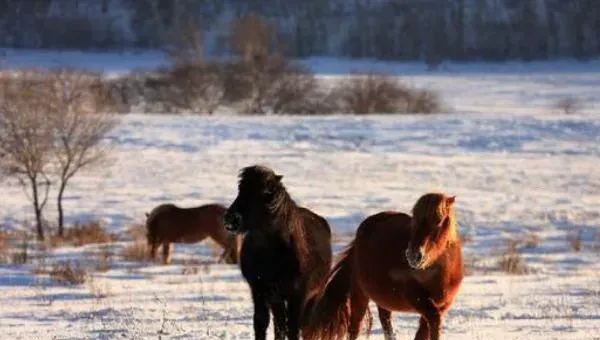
462,254,479,276
0,230,30,265
32,276,54,306
552,97,582,115
406,88,444,114
95,245,114,273
49,261,88,285
121,241,150,262
49,221,116,248
459,232,474,244
166,62,224,114
244,55,311,114
125,223,147,242
329,71,443,114
99,69,157,113
0,230,9,263
567,229,584,252
220,61,254,105
524,233,541,249
155,295,185,335
220,55,325,115
226,13,328,114
181,258,210,276
265,62,327,115
497,239,530,275
8,230,32,265
88,275,112,301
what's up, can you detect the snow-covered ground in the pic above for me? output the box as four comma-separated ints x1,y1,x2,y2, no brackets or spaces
0,50,599,339
1,113,599,339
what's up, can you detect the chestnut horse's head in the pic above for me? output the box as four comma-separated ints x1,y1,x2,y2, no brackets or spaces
223,165,284,234
406,193,457,270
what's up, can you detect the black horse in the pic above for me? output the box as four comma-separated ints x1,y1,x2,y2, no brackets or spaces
223,165,332,340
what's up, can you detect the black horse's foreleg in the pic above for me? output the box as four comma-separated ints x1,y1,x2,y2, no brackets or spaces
269,295,287,340
285,292,303,340
251,286,270,340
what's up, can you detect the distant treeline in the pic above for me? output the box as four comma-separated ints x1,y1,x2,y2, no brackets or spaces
0,0,598,61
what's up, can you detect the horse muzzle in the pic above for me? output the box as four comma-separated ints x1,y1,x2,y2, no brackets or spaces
223,212,243,233
405,246,427,270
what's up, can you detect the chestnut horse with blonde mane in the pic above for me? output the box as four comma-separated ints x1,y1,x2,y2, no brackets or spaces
145,203,242,265
304,193,463,340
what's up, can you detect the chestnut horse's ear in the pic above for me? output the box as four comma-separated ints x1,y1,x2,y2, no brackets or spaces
447,196,456,205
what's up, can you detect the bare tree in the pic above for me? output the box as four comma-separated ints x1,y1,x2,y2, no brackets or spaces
0,70,55,240
46,69,118,237
230,12,273,63
164,16,205,65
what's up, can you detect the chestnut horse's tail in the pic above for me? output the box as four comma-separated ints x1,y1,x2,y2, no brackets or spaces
303,241,371,340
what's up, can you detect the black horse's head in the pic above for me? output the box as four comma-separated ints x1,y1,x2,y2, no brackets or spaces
223,165,285,234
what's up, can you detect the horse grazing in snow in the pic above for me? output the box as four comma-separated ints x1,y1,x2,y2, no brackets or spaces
145,203,242,265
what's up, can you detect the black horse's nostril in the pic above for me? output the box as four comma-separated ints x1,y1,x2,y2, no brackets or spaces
223,212,241,231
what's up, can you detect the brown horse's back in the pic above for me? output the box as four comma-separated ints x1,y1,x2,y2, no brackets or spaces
147,203,227,244
184,204,228,243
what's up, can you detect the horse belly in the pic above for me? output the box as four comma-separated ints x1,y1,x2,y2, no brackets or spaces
178,233,207,243
354,227,419,313
357,267,418,312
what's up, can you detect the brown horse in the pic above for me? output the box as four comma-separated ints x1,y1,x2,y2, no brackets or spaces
145,203,242,265
304,193,463,340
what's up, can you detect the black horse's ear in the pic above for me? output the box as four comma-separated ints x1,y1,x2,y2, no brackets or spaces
275,175,283,183
145,212,149,218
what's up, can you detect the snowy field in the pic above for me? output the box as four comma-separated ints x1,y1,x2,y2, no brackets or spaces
0,50,599,339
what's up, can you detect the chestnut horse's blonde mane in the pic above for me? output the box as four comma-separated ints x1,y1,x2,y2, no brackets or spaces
411,192,459,245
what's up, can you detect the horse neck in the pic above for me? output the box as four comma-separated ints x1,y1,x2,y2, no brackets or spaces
267,193,310,270
210,223,231,249
428,225,461,267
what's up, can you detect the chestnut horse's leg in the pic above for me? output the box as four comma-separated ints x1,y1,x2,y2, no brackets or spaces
162,242,172,265
348,290,370,340
413,316,429,340
377,306,396,340
414,301,442,340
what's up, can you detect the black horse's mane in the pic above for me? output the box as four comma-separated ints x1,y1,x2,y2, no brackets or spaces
238,165,309,270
